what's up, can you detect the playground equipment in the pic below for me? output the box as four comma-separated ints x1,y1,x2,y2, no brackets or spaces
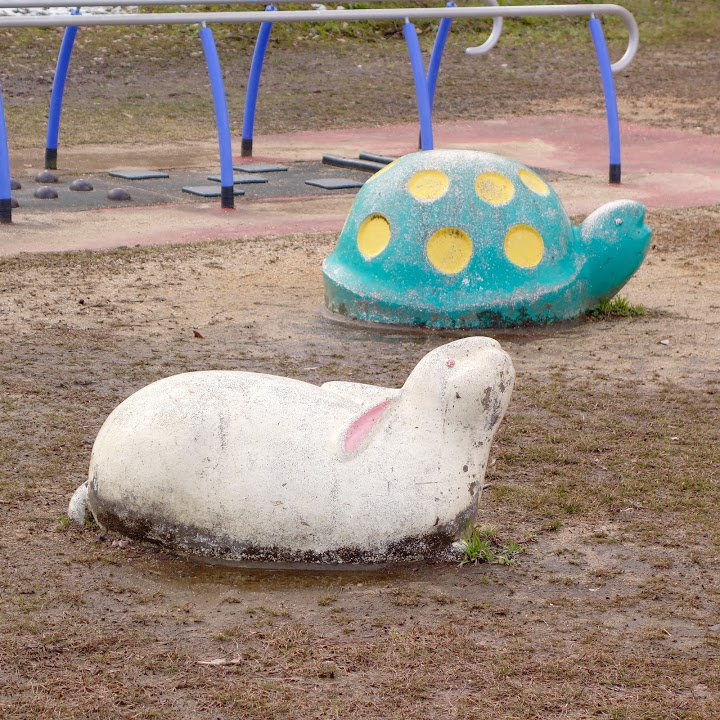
0,90,10,224
0,3,639,223
2,0,503,163
323,149,652,328
69,336,514,563
239,0,504,157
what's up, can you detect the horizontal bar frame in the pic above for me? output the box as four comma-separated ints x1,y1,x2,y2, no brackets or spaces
0,4,639,72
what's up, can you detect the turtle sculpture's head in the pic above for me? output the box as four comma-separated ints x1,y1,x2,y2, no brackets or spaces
577,200,652,301
400,337,515,439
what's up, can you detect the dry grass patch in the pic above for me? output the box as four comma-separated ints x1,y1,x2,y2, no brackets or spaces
1,210,720,718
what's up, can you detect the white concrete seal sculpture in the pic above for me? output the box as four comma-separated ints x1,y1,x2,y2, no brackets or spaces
69,337,514,563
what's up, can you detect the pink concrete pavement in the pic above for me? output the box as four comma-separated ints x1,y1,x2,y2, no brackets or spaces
254,114,720,211
3,114,718,257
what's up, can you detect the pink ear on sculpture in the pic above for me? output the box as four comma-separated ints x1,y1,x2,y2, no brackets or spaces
344,400,391,455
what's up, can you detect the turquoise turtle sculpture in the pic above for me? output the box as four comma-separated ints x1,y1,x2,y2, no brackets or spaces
322,149,652,328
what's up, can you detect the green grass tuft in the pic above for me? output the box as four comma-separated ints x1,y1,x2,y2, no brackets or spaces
459,525,526,566
587,296,647,319
55,515,71,532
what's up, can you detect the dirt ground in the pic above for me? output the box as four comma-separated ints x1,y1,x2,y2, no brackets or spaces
1,14,720,720
1,205,719,718
2,17,719,148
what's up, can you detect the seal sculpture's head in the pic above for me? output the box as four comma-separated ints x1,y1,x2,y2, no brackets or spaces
322,149,652,328
69,337,515,564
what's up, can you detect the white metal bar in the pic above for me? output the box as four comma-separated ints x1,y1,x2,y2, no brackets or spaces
1,0,413,6
0,0,503,58
469,0,502,57
0,4,639,72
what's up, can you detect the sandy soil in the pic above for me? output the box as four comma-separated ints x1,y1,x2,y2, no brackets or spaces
1,23,720,720
1,203,719,718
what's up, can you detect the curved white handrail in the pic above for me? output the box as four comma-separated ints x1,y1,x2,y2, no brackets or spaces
464,4,637,72
466,0,504,57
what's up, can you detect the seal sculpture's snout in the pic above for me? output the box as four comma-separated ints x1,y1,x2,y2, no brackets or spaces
70,337,515,564
423,338,515,436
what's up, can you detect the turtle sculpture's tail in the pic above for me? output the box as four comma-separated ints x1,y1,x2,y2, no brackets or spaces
575,200,652,305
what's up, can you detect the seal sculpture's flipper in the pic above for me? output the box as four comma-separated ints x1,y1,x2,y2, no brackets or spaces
344,399,392,455
68,481,89,525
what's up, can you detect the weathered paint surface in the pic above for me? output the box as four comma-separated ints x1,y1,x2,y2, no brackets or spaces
322,149,652,328
69,337,514,563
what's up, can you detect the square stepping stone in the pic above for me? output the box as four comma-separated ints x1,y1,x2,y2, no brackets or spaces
305,178,365,190
182,186,245,198
108,170,170,180
233,164,288,174
207,174,269,184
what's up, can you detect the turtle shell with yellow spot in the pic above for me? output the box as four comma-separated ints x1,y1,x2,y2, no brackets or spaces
323,149,651,328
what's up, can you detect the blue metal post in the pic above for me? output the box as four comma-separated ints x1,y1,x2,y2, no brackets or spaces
0,84,12,223
241,5,275,157
426,2,455,111
45,7,80,169
200,24,235,209
589,15,621,184
403,21,434,151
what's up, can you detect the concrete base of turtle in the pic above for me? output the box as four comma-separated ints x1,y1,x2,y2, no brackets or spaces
69,337,515,564
323,149,652,329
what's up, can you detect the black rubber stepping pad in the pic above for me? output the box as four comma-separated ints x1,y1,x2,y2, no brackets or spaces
182,186,245,198
207,174,269,184
358,152,396,165
108,170,170,180
107,188,132,201
11,179,21,190
305,178,364,190
322,155,384,173
35,170,59,183
233,164,288,174
69,179,94,191
34,185,59,199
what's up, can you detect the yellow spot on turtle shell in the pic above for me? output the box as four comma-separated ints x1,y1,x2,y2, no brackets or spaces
426,228,473,275
504,225,544,269
474,172,515,206
518,169,550,196
357,214,391,259
408,170,449,201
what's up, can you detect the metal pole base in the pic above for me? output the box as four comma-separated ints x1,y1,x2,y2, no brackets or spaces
609,163,621,184
45,147,58,170
241,138,253,157
0,198,12,224
220,185,235,209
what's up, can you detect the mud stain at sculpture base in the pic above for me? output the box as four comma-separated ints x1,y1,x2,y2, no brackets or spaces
91,500,472,565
